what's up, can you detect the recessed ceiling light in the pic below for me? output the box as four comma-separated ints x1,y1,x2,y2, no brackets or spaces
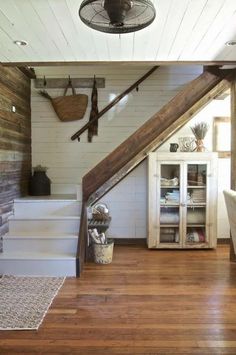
225,40,236,46
14,40,28,46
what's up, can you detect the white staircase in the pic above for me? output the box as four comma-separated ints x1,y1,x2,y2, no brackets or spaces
0,195,81,276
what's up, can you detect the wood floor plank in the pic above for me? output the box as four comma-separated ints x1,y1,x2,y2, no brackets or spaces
1,245,236,355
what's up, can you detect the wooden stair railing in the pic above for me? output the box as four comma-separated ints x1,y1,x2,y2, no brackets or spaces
76,67,236,276
71,66,159,141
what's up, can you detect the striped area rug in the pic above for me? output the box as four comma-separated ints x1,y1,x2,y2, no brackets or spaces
0,275,65,330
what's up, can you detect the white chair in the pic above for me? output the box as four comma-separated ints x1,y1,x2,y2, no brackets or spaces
223,189,236,255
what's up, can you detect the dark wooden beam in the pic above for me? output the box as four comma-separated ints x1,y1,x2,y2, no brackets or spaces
71,66,159,141
17,66,36,79
3,61,236,67
83,68,235,203
230,73,236,261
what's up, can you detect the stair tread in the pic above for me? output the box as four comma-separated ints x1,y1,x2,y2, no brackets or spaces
9,215,80,221
0,251,76,260
4,234,78,239
14,194,77,202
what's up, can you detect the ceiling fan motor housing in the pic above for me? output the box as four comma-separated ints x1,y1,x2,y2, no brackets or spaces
104,0,132,27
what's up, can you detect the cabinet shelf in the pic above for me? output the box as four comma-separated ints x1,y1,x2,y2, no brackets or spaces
160,224,179,227
160,203,180,207
187,224,205,227
161,185,179,188
160,242,180,244
187,185,206,189
184,242,209,247
187,203,206,207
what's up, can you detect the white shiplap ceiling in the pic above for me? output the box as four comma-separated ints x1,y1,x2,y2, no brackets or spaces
0,0,236,64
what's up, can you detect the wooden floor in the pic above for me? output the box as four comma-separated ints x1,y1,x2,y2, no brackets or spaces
1,245,236,354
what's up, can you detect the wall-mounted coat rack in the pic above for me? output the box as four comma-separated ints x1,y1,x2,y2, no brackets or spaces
34,77,105,89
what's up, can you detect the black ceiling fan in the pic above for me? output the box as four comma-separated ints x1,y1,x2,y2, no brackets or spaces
79,0,156,34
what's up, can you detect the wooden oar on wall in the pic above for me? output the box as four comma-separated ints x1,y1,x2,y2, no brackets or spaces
71,66,159,141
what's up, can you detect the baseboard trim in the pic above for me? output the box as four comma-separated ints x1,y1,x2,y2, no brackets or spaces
217,238,230,244
114,238,147,245
114,238,230,245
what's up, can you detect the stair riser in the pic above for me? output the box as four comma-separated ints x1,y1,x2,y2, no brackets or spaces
3,238,78,254
9,219,80,235
14,201,81,217
0,259,76,276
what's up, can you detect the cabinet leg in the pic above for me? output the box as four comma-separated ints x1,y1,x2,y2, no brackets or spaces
230,233,236,261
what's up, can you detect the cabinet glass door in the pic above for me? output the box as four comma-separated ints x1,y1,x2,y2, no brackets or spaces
185,163,208,246
159,163,181,246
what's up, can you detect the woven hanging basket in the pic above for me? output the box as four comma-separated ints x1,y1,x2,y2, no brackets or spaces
51,94,88,121
39,79,88,122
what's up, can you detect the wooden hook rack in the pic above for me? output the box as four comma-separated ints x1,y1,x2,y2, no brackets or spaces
34,77,105,89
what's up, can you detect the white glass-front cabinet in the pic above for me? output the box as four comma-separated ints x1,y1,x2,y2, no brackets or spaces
148,153,218,249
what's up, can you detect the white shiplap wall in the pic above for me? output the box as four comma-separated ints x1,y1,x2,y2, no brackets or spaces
32,65,202,238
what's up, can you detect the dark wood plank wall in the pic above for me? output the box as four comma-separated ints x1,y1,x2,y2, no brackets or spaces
0,65,31,237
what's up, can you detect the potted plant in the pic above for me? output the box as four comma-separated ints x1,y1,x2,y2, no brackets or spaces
190,122,209,152
29,165,51,196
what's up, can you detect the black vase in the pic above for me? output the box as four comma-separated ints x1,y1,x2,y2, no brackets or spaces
29,171,51,196
169,143,179,152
